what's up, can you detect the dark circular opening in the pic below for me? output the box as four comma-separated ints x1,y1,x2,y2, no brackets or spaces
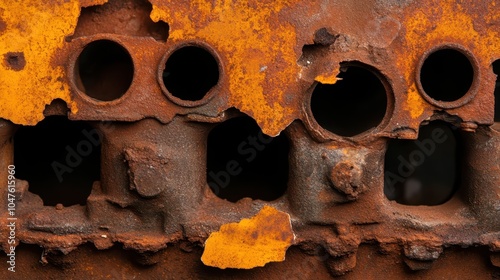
162,46,219,102
420,49,474,102
310,65,388,137
384,121,460,206
76,40,134,101
14,116,101,206
206,116,289,202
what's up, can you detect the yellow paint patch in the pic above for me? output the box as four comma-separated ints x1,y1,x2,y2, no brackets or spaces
397,0,500,120
150,0,300,136
406,84,426,119
315,69,340,85
0,0,107,125
201,206,294,269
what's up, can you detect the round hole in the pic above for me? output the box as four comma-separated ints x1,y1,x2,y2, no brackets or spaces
420,48,474,102
76,40,134,101
162,46,219,102
310,65,388,137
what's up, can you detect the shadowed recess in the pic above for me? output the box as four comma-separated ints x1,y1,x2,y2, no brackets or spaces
71,0,169,41
206,116,289,202
420,49,474,102
14,116,101,206
162,46,219,102
76,40,134,101
384,121,460,206
310,65,388,137
494,60,500,122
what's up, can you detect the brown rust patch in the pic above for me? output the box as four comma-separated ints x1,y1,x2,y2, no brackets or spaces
0,18,6,34
72,0,169,41
4,51,25,71
313,28,337,46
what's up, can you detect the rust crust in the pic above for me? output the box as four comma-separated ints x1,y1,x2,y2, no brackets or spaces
1,0,500,278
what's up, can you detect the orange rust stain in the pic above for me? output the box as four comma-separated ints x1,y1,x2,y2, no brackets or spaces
315,69,340,85
397,0,500,121
201,205,294,269
150,0,300,136
0,0,107,125
80,0,108,6
406,84,426,119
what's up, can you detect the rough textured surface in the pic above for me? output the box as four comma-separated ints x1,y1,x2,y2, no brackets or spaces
0,0,500,278
201,206,294,269
0,0,108,125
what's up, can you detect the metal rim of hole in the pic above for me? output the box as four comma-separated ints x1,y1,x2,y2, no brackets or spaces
158,42,222,108
416,44,479,109
70,38,135,105
305,61,394,140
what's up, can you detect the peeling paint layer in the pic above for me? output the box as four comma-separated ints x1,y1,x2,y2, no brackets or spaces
315,70,340,85
150,0,301,136
201,206,294,269
0,0,107,125
397,0,500,121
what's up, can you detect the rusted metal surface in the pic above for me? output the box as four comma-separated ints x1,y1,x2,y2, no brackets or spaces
0,0,500,278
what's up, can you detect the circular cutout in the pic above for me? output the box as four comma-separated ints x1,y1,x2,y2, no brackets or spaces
162,46,219,102
310,65,388,137
76,40,134,101
419,48,474,103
